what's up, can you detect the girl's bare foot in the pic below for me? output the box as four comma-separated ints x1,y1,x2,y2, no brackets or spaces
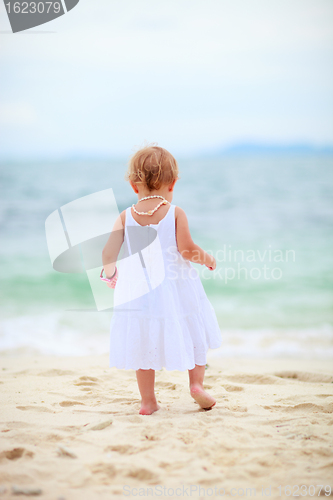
190,384,216,410
139,400,160,415
136,369,159,415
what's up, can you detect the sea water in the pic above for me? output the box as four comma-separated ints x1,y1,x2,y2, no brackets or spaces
0,154,332,358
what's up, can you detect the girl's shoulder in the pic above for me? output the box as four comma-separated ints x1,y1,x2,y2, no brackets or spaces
174,205,188,221
174,206,191,233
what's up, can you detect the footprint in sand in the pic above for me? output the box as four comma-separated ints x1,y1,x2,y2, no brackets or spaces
45,433,65,442
126,467,158,481
225,374,283,385
75,382,96,387
125,415,144,424
11,486,42,496
105,444,138,455
59,401,85,407
89,462,117,484
110,397,141,404
275,394,333,404
74,376,99,387
155,381,177,390
37,369,75,376
264,402,333,413
228,404,248,413
142,429,160,441
158,461,187,471
0,447,34,461
85,419,113,431
16,405,54,413
177,432,194,444
11,369,30,376
222,384,244,392
274,371,333,383
2,421,30,429
210,417,224,423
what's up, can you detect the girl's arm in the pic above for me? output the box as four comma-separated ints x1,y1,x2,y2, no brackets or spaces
102,211,125,278
175,207,216,270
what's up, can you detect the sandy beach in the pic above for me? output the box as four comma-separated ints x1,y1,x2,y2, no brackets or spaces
0,354,332,499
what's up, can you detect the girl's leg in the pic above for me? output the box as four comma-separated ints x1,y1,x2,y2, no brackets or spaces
136,369,160,415
188,364,216,410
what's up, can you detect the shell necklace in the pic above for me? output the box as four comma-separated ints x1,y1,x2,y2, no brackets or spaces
132,195,169,216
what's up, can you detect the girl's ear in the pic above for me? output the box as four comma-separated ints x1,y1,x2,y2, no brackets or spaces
130,181,139,194
169,179,177,192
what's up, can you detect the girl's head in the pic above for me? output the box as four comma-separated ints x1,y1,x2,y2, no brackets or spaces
126,145,179,192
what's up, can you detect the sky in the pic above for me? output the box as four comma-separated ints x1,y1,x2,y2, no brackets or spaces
0,0,332,159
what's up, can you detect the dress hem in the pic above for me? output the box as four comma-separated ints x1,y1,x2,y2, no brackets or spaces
108,363,207,371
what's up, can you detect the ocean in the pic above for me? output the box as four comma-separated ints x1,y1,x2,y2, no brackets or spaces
1,153,332,358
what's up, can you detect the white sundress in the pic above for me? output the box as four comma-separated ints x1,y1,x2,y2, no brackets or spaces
109,204,222,371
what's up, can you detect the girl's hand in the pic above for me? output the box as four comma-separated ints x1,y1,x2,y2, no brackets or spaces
101,267,118,288
206,255,216,271
106,273,118,289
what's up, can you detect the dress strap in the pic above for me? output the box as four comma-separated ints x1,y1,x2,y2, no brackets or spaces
125,206,132,226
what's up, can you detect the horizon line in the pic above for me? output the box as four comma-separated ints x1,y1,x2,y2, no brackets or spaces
1,141,333,163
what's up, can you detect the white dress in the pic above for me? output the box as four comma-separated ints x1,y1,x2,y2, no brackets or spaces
109,204,222,371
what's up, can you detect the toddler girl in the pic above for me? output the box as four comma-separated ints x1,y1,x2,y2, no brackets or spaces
102,145,222,415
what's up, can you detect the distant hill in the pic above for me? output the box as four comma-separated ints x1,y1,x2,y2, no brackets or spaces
207,143,333,156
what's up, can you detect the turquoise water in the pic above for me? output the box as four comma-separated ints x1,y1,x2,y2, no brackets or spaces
0,154,332,357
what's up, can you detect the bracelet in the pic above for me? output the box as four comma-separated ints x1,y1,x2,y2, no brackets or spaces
100,266,117,282
107,266,117,279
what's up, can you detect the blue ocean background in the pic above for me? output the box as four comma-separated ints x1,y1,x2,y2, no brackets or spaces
0,153,332,358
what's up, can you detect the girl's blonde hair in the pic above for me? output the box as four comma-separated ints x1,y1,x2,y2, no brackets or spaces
126,144,179,191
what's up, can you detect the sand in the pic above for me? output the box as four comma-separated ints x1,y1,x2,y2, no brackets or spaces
0,354,332,499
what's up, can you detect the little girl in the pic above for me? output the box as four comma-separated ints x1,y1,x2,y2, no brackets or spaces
102,145,222,415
